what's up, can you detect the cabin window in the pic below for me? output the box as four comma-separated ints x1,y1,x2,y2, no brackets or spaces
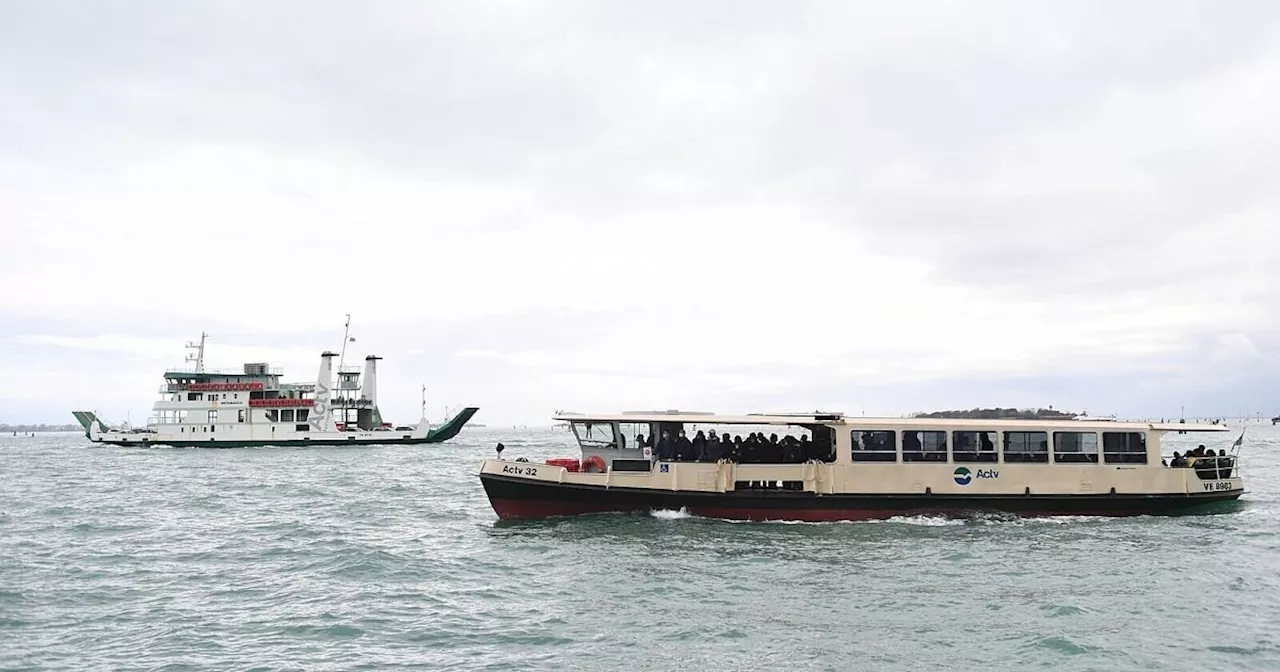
266,410,279,422
952,431,997,462
1003,431,1049,463
903,430,947,462
1102,432,1147,464
1053,432,1099,463
572,421,617,448
851,430,896,462
187,392,202,401
237,409,246,423
208,409,219,423
295,424,309,432
281,409,295,422
296,409,309,422
616,422,647,451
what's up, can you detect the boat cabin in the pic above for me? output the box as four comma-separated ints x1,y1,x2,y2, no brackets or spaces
555,411,1236,482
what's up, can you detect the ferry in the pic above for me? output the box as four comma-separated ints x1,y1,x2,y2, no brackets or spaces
73,332,478,447
478,411,1245,521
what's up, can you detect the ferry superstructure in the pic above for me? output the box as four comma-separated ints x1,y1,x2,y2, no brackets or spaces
478,411,1244,521
73,333,477,447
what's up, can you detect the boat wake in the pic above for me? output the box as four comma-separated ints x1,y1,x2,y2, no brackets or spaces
649,508,694,520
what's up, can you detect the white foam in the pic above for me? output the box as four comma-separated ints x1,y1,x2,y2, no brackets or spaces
649,508,693,520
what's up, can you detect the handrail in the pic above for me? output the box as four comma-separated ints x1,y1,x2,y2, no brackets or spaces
165,367,285,376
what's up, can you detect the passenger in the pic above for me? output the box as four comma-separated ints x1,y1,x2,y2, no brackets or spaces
1170,451,1186,468
692,430,708,461
782,436,800,463
656,431,674,461
766,433,783,463
636,434,647,449
675,430,694,461
705,433,724,462
731,434,743,462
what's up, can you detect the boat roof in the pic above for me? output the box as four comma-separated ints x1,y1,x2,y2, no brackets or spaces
551,411,1231,432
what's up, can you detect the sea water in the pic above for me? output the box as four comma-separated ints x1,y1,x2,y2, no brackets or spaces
2,424,1278,671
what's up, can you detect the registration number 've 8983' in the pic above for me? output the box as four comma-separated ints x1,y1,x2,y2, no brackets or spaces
1202,481,1234,492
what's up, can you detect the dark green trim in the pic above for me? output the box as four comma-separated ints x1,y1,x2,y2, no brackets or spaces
426,407,479,443
97,436,435,448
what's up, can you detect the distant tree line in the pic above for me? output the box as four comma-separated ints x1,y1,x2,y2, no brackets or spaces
1,423,80,433
911,407,1078,420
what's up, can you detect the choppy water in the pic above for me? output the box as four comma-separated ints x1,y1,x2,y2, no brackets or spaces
2,423,1279,671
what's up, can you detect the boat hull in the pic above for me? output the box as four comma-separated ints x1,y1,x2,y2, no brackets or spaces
77,407,479,448
479,473,1245,521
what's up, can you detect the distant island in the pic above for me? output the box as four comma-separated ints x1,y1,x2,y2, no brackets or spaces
2,423,81,433
912,407,1078,420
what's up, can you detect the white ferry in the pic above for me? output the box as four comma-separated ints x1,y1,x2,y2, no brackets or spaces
73,333,478,447
478,411,1245,521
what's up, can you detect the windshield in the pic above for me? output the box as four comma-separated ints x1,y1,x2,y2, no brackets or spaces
572,421,616,447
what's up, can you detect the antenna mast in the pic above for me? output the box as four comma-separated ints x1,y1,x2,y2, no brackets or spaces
337,314,352,374
185,332,208,373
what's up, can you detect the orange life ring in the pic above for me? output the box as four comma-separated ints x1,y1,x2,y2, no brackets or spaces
582,455,607,473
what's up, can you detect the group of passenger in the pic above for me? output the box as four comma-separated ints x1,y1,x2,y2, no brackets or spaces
637,430,836,464
1167,444,1235,478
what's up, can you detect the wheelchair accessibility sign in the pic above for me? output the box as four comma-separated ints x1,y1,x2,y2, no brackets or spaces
660,464,669,473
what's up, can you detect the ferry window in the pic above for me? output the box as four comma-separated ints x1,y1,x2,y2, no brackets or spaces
1053,432,1099,463
208,410,219,423
1003,431,1049,463
617,423,647,451
237,409,246,423
811,426,836,462
296,409,309,422
295,424,309,432
572,421,617,448
903,430,947,462
187,392,202,401
952,431,997,462
281,409,295,422
266,410,279,422
851,430,896,462
1102,432,1147,464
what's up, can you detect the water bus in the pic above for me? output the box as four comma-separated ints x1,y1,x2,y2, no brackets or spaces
478,410,1244,521
73,332,477,447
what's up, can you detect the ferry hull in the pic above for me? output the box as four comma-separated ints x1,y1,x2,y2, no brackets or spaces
479,474,1244,522
77,407,479,448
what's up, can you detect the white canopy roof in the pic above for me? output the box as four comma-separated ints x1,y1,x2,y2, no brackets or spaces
551,410,1231,432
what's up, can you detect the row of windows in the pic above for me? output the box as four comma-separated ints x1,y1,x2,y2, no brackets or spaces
172,407,309,422
850,430,1147,465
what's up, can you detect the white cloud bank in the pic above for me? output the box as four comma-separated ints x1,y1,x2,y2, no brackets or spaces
1,1,1277,425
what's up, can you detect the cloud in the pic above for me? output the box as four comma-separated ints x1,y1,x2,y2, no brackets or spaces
1,1,1278,424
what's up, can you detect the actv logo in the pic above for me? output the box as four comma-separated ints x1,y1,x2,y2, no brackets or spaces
953,466,998,485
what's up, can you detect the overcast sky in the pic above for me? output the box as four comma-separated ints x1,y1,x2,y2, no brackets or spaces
2,1,1278,427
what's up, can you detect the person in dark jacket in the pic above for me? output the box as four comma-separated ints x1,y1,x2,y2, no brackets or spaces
656,431,674,461
675,430,694,461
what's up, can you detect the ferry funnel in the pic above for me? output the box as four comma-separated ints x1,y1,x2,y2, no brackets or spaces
363,355,381,406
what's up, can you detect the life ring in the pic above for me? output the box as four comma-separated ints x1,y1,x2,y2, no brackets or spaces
582,455,607,473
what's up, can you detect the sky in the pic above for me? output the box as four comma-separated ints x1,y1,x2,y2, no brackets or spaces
2,0,1278,427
